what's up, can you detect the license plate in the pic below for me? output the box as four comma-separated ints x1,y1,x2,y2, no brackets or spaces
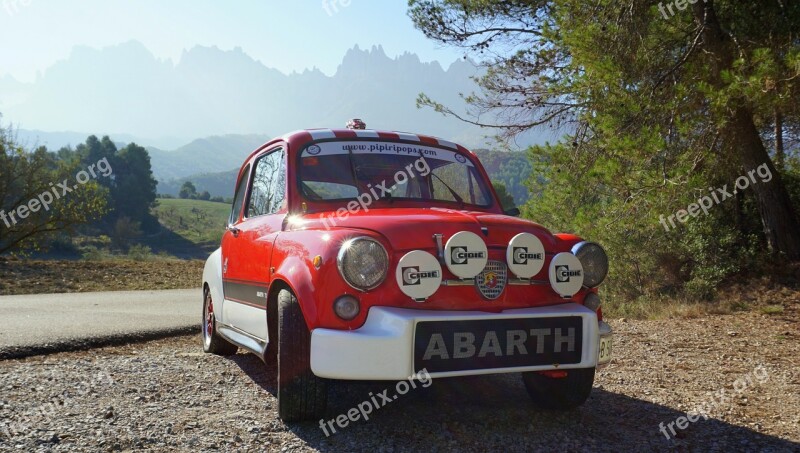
414,317,583,374
598,336,613,364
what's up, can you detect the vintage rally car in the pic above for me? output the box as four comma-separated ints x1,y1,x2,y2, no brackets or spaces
202,121,612,421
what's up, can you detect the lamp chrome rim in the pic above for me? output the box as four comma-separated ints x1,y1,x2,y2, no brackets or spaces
571,241,608,288
336,236,389,292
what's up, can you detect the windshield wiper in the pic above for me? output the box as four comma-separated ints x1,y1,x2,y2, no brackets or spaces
430,172,465,206
413,150,465,207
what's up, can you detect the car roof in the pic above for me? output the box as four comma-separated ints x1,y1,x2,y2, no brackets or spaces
235,128,485,191
244,128,476,163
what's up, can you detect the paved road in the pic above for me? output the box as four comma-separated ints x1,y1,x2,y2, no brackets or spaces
0,289,200,359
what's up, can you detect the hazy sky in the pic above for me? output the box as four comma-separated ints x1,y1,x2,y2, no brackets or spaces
0,0,464,83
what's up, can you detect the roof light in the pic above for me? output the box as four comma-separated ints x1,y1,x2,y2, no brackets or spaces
346,118,366,130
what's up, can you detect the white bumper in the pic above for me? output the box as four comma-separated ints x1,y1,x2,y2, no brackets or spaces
310,303,611,380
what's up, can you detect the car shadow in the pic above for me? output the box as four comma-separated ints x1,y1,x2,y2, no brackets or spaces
229,353,798,452
228,352,277,394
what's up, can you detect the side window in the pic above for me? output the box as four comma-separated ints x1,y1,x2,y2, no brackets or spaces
229,165,251,225
247,149,287,218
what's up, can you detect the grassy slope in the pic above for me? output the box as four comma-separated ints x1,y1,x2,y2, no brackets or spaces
0,199,228,295
148,198,231,257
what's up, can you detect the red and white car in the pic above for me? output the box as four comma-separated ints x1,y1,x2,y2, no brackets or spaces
202,122,613,421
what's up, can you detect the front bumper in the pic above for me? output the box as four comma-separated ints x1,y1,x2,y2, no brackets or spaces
310,303,612,380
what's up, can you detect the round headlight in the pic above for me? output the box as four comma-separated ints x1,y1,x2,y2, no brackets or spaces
572,242,608,288
337,237,389,291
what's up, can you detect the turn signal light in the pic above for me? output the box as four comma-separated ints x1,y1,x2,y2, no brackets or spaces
334,295,360,321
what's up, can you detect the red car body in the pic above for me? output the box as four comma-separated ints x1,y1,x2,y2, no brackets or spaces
202,126,612,421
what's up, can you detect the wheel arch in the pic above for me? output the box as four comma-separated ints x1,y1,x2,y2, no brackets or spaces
269,227,383,332
266,279,290,349
270,247,320,330
203,248,224,322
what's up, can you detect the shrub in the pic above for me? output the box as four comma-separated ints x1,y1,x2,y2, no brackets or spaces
82,246,107,261
127,244,153,261
111,217,142,252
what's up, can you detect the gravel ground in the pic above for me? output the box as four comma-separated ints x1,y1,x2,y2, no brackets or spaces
1,308,798,452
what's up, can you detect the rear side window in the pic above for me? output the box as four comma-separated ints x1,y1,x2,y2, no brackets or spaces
229,165,250,225
247,149,286,218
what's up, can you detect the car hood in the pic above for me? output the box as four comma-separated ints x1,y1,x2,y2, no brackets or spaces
298,208,560,251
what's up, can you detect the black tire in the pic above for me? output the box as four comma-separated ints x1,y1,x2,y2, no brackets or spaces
202,287,238,356
522,368,595,410
264,298,278,362
277,289,327,421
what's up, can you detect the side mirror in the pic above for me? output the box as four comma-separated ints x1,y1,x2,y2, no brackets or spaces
504,207,521,217
226,224,241,237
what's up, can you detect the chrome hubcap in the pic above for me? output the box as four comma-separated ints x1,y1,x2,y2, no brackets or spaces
204,294,214,343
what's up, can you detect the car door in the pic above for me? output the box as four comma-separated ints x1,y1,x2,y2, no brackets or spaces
221,147,287,341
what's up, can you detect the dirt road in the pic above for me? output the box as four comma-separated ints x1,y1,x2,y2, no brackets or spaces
1,309,798,452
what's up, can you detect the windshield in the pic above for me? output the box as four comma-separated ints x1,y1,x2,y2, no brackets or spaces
299,141,493,207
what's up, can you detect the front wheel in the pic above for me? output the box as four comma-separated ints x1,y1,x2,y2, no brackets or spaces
202,287,238,356
277,289,327,421
522,368,595,410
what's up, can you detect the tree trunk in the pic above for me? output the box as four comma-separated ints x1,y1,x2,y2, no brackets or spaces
775,108,785,171
694,1,800,260
731,108,800,259
734,189,745,238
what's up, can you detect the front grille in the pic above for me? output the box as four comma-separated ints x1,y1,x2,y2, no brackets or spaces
475,260,507,300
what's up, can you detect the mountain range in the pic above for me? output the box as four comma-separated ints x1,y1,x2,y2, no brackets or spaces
2,41,506,153
2,40,544,203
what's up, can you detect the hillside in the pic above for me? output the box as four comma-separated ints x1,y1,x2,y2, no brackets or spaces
158,168,239,199
473,149,532,206
148,198,231,257
147,134,269,181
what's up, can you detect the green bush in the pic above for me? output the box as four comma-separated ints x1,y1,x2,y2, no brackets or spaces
524,140,782,314
82,246,107,261
127,244,153,261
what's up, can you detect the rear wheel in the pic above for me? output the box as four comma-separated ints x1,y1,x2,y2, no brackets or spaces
277,289,327,421
522,368,595,410
202,287,238,356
